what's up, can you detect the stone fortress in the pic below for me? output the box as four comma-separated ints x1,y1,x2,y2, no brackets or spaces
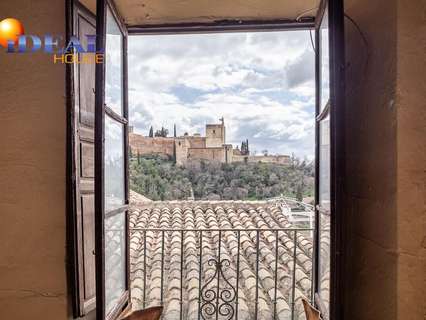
129,118,290,166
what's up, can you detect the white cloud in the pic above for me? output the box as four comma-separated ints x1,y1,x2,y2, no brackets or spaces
128,30,315,159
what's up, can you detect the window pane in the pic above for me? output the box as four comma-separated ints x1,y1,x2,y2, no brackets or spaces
105,115,124,211
319,115,330,316
105,8,123,115
320,9,329,112
105,213,126,314
319,211,331,315
319,116,330,210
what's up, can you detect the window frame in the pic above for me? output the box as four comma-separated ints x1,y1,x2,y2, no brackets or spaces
94,0,131,319
66,1,345,319
314,1,345,320
67,1,99,317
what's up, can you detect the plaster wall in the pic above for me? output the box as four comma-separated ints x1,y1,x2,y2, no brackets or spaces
343,0,425,319
395,1,426,318
0,0,68,319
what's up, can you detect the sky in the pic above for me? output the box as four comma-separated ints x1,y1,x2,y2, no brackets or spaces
128,30,315,159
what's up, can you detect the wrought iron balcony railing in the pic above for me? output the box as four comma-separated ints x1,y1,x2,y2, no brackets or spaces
130,227,314,320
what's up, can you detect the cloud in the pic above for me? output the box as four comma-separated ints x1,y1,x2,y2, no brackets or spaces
127,30,315,159
285,49,315,88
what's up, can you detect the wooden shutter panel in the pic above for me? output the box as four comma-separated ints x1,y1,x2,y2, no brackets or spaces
73,3,97,315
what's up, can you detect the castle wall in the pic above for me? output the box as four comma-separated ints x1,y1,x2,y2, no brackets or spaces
247,155,291,165
185,136,206,148
224,145,233,163
187,147,226,163
129,133,175,157
175,137,189,166
129,131,291,166
232,154,248,163
231,155,290,165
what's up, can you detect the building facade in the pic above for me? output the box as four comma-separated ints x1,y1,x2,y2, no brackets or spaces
129,119,291,166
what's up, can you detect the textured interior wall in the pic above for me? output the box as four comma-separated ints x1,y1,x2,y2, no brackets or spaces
0,0,68,319
395,0,426,319
344,0,425,319
344,0,397,318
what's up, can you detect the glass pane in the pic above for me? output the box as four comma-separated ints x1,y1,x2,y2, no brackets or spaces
105,213,126,314
319,116,330,210
105,7,123,115
320,9,330,112
319,115,330,316
319,211,331,316
105,115,124,211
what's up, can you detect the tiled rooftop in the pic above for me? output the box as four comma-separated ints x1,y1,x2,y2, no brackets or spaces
129,200,328,320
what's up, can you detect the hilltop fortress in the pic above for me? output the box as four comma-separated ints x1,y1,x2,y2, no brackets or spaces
129,118,290,166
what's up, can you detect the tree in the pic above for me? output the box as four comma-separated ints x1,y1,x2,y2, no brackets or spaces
148,126,154,137
241,140,250,155
262,149,268,156
130,154,314,202
291,153,297,168
296,183,304,202
154,127,169,137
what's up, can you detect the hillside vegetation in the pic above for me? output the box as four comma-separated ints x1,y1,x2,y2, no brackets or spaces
130,155,314,202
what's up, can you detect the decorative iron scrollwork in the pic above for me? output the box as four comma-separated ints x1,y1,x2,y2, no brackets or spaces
200,258,236,320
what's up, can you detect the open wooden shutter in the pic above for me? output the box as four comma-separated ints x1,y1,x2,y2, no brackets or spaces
314,1,344,320
72,2,97,316
95,1,130,319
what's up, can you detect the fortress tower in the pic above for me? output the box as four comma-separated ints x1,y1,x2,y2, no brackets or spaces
205,117,225,148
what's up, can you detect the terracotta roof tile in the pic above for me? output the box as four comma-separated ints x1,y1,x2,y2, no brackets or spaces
129,201,320,320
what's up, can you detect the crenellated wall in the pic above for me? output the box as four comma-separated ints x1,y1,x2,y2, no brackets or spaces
129,133,175,158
